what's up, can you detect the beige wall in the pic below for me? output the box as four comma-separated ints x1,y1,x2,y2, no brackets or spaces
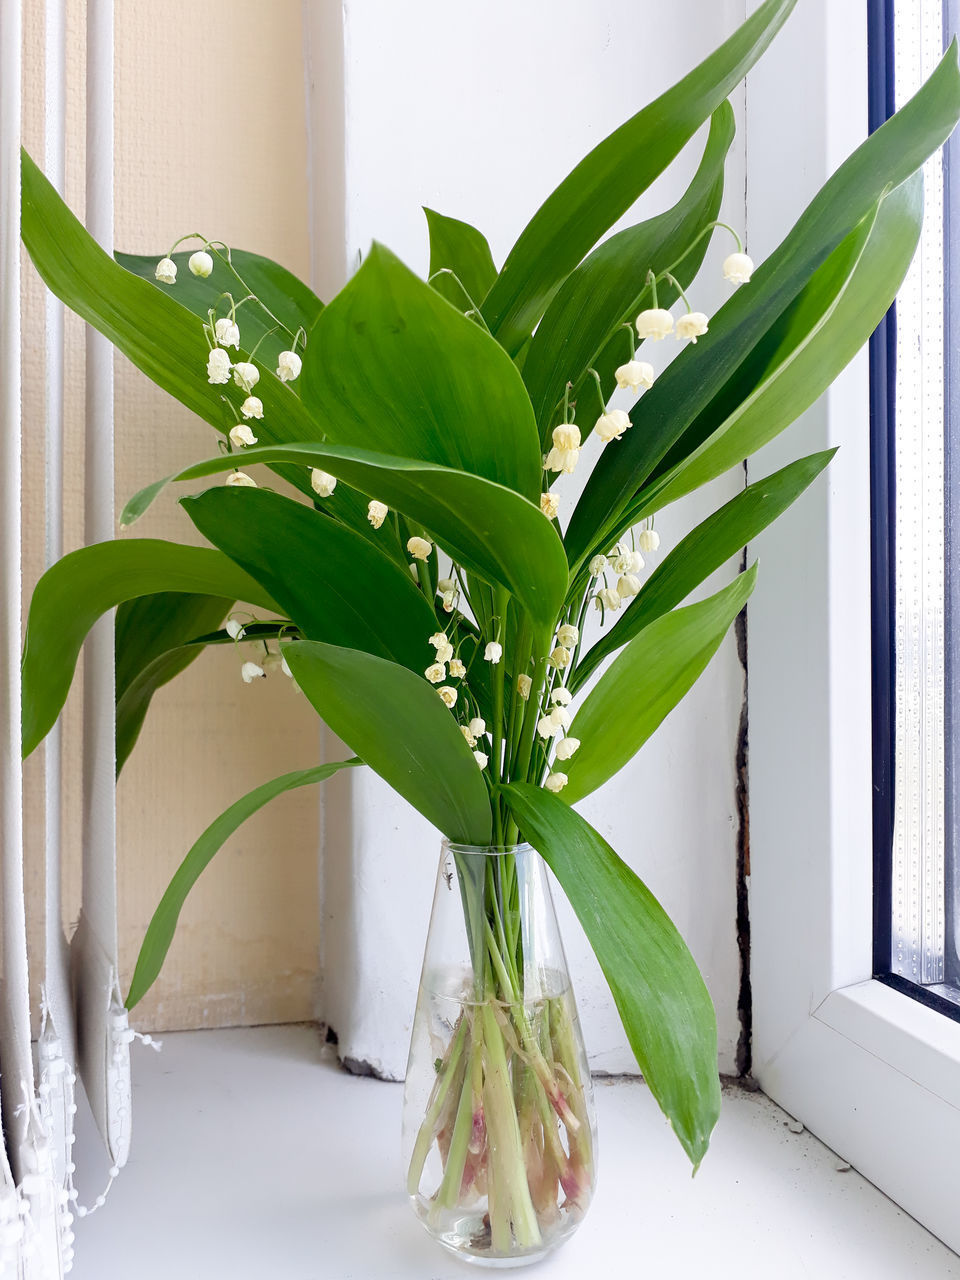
21,0,323,1031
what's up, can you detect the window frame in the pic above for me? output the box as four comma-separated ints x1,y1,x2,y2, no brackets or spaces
746,0,960,1253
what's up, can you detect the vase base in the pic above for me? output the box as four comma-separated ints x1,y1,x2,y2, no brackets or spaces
414,1199,578,1269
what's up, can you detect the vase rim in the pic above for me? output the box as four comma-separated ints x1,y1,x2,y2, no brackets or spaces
442,839,534,857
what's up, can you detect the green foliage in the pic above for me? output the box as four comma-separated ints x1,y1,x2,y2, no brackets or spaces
19,5,960,1174
500,783,720,1168
285,641,493,846
562,568,757,803
126,758,362,1009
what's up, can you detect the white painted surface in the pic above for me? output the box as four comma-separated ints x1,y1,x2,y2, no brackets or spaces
314,0,752,1080
746,0,960,1255
69,1025,960,1279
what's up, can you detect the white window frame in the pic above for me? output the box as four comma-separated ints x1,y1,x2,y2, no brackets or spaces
746,0,960,1253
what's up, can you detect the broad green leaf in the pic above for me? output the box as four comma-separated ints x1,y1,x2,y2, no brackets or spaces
115,592,233,774
22,541,283,759
571,452,834,691
299,242,542,500
116,247,323,376
285,640,492,845
523,103,734,439
127,758,362,1009
123,442,569,635
500,784,720,1169
567,44,960,564
563,567,756,802
424,208,497,311
481,0,796,353
632,179,920,521
181,487,438,672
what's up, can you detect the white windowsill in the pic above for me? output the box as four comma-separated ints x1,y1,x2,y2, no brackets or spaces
69,1025,958,1279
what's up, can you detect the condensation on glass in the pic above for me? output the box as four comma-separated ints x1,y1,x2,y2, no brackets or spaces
891,0,947,986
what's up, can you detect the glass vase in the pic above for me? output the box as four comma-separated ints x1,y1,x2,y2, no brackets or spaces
402,841,597,1267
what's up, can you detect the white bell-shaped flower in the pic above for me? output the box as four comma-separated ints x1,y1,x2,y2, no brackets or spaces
675,311,709,343
407,536,432,561
617,573,642,598
155,257,177,285
241,661,265,683
276,350,302,382
550,687,573,706
722,252,754,284
588,554,607,577
229,424,258,448
367,500,388,529
240,396,264,420
233,361,260,391
438,686,457,708
424,662,446,684
469,717,487,738
473,750,489,769
435,639,454,664
484,641,503,664
206,348,232,384
549,645,572,669
310,469,337,497
517,674,532,700
449,658,466,678
544,772,568,793
615,360,655,392
188,250,214,278
635,308,674,340
215,317,241,349
638,529,661,553
225,471,257,488
594,410,631,444
540,492,560,519
225,619,244,640
557,624,579,648
595,587,621,612
554,737,580,761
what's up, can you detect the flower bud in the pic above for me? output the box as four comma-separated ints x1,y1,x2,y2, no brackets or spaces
722,252,754,284
517,674,532,700
225,619,244,640
557,624,579,649
474,750,489,769
615,360,655,392
233,361,260,391
550,687,572,706
229,424,258,448
594,409,631,444
635,308,674,340
540,492,560,520
595,587,621,612
215,317,240,349
207,348,232,384
367,500,388,529
469,717,486,738
638,529,661,553
675,311,709,343
438,686,458,709
276,350,302,382
484,641,503,664
554,737,580,761
155,257,177,285
425,662,446,684
437,577,456,593
225,471,257,488
544,772,568,793
449,658,466,678
617,573,642,598
241,661,265,683
310,469,337,497
188,250,214,278
407,536,432,561
240,396,264,420
549,645,572,669
588,554,607,577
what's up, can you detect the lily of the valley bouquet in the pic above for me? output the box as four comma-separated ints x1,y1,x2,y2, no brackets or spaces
19,0,960,1265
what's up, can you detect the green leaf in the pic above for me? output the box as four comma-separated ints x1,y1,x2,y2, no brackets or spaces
284,640,492,845
116,247,323,376
522,103,734,439
480,0,796,353
124,442,569,635
299,242,542,500
567,44,960,563
633,180,920,521
499,784,720,1169
115,592,233,774
571,452,834,691
126,758,362,1009
181,486,438,672
22,540,282,759
424,208,497,311
563,567,757,802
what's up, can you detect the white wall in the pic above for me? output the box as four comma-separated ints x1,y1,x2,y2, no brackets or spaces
310,0,752,1077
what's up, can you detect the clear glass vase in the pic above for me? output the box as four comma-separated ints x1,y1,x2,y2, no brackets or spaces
402,841,597,1268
